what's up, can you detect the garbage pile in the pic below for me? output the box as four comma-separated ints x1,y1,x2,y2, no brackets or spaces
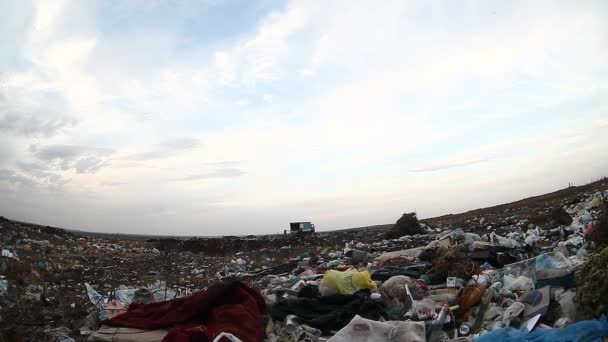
252,192,608,342
1,180,608,341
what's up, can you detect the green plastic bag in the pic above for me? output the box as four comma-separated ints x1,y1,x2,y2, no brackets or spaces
319,268,377,296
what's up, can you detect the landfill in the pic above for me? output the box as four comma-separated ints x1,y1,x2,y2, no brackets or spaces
1,180,608,341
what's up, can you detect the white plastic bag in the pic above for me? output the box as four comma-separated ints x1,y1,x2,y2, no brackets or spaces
504,275,534,292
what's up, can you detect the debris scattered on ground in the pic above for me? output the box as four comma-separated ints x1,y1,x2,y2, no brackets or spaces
1,180,608,341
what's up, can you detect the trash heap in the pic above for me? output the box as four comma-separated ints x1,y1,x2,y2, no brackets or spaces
253,192,608,342
1,181,608,341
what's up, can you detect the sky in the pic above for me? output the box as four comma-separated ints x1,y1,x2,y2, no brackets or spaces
1,0,607,236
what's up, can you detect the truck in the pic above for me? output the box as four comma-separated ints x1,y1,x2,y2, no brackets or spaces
286,221,316,234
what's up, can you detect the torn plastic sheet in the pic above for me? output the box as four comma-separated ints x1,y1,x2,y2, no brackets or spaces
502,257,537,284
0,277,7,296
536,252,573,271
85,281,177,321
85,284,126,321
1,249,18,260
114,280,177,305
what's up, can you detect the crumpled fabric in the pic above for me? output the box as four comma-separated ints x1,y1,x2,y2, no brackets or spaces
270,289,385,333
475,315,608,342
371,264,429,281
584,222,597,240
105,281,266,342
328,315,425,342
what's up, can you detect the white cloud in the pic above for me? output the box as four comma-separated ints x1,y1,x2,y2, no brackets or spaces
191,70,209,87
44,38,100,111
243,6,307,80
31,0,67,37
215,51,237,86
212,4,308,85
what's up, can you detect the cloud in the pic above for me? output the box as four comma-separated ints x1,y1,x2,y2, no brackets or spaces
0,112,76,137
0,169,36,189
410,158,491,172
0,166,71,193
215,52,237,86
101,180,125,187
0,71,77,137
30,144,113,174
124,138,201,161
174,167,246,181
213,4,308,85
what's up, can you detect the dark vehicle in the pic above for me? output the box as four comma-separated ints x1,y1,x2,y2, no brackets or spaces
288,221,316,234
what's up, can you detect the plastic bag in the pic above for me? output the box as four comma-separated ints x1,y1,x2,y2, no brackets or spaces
503,302,525,320
579,210,593,225
380,275,428,302
0,278,7,296
476,315,608,342
565,235,583,246
524,232,541,245
504,275,534,292
491,232,523,248
502,257,537,283
319,269,376,296
411,298,436,319
453,230,481,244
558,290,577,321
464,232,482,244
588,197,601,209
535,252,571,271
328,315,425,342
469,274,490,287
575,248,588,260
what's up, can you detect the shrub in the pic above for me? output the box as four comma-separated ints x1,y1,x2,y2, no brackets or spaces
386,212,423,238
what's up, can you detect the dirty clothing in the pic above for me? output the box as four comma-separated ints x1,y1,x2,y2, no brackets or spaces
270,290,385,332
371,264,429,281
105,281,265,342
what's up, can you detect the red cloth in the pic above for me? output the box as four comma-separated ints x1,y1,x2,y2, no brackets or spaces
584,222,596,240
105,281,266,342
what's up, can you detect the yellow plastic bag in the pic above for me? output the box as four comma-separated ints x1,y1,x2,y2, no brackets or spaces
587,197,601,209
319,268,377,296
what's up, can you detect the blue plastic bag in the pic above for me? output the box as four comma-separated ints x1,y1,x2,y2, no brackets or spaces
475,315,608,342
